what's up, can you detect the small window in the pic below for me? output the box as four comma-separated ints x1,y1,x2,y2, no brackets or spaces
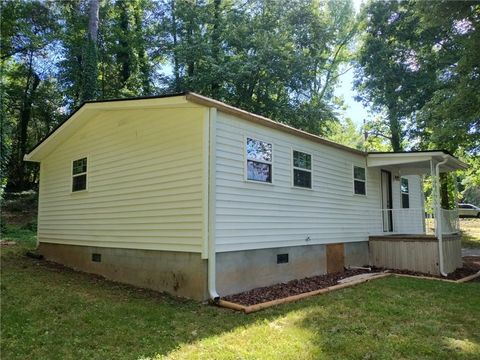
293,150,312,188
353,166,366,195
246,137,272,183
401,178,409,208
72,157,87,192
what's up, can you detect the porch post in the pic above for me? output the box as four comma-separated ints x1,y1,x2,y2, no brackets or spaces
430,159,440,238
434,156,449,276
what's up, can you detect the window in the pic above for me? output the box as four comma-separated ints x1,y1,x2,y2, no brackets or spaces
72,157,87,192
292,150,312,188
246,137,272,183
353,166,366,195
401,178,409,208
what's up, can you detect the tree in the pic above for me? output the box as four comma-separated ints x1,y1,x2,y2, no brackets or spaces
1,0,60,191
81,0,100,102
413,1,480,154
354,0,436,151
355,0,479,155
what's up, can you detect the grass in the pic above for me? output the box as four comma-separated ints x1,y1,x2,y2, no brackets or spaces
460,218,480,248
1,228,480,359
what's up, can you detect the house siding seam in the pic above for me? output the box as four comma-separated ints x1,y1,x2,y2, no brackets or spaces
38,107,207,253
214,111,384,253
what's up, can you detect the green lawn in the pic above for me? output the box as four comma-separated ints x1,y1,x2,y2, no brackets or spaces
1,229,480,359
461,218,480,248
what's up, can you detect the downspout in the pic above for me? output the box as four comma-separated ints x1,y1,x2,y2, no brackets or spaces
208,107,220,301
435,156,449,277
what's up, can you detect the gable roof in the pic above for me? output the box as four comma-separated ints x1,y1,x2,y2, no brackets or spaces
24,92,366,162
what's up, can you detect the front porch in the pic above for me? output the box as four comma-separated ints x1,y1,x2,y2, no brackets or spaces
366,151,468,274
369,233,462,275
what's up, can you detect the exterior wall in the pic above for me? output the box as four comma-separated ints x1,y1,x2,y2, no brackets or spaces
38,243,208,300
369,234,461,275
38,107,208,253
214,111,383,253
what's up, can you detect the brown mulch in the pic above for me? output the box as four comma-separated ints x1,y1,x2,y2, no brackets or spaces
372,257,480,281
224,258,480,307
223,269,371,306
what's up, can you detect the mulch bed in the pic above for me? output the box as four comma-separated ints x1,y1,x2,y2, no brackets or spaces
372,257,480,281
224,258,480,307
223,269,371,306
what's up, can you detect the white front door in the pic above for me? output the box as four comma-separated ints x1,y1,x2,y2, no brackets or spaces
381,170,393,232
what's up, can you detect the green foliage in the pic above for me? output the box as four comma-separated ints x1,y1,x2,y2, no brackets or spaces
163,0,357,135
326,117,364,150
2,0,361,190
356,0,479,155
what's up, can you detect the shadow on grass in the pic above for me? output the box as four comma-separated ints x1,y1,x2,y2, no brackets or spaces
291,277,480,359
1,245,287,360
2,244,480,360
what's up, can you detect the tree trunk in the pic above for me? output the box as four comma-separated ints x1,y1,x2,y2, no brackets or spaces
388,107,402,151
81,0,99,102
440,173,451,209
171,0,180,92
134,5,151,95
88,0,99,41
7,56,40,191
210,0,221,97
117,0,131,88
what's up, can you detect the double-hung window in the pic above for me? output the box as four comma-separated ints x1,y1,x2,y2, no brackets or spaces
246,137,272,183
353,166,366,195
292,150,312,189
401,178,409,208
72,157,88,192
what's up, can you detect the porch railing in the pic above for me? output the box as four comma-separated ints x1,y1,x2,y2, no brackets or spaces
379,208,425,234
440,208,459,234
374,208,459,235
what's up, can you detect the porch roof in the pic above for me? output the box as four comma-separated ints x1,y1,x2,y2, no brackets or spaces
366,151,468,175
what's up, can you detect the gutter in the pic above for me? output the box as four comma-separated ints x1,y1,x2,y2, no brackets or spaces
435,156,449,277
208,107,220,301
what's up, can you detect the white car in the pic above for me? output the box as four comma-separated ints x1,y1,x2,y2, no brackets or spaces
459,203,480,218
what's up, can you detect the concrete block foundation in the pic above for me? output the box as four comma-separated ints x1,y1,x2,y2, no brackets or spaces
38,243,208,300
38,241,370,300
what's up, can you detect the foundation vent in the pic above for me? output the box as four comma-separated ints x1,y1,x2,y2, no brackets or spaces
92,253,102,262
277,253,289,264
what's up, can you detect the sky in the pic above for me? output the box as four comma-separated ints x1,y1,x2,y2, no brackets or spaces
335,67,369,126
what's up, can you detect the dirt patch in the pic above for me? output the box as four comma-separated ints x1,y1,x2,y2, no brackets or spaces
0,240,17,247
223,269,371,306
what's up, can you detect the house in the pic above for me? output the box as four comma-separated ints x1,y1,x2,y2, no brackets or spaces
24,92,468,301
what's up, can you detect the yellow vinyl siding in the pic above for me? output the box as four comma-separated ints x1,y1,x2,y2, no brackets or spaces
38,106,207,253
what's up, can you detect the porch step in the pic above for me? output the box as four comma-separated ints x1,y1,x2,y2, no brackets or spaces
338,273,384,284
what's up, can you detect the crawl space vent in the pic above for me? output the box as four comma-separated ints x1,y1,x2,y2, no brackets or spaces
277,253,289,264
92,253,102,262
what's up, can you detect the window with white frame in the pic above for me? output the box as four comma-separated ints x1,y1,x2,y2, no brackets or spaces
401,177,409,208
246,137,272,183
353,166,366,195
72,157,87,192
292,150,312,188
